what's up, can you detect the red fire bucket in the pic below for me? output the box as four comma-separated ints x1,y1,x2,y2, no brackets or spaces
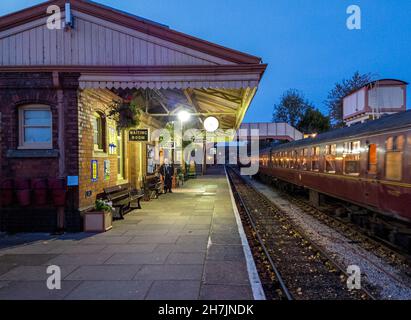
32,178,48,206
15,178,31,207
0,178,14,206
48,178,67,207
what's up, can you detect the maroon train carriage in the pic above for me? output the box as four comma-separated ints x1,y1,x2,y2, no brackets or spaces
257,110,411,249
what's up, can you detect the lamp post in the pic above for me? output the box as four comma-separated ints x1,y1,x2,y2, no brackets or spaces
178,110,191,174
203,116,219,175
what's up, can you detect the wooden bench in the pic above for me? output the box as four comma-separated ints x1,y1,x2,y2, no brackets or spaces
104,183,144,220
143,175,163,200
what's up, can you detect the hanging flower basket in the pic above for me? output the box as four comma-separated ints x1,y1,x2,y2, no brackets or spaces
109,94,143,129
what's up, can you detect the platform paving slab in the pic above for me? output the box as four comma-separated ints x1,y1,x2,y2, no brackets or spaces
0,281,82,300
0,265,78,281
146,280,201,300
65,265,143,281
65,280,153,300
0,173,257,300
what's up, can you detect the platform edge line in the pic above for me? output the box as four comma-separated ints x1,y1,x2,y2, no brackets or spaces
224,167,266,301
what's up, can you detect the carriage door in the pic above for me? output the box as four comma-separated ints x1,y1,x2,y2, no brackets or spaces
365,142,379,206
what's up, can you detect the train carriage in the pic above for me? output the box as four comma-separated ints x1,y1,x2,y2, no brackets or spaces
258,110,411,246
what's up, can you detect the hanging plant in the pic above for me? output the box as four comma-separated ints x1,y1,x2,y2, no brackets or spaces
108,93,144,129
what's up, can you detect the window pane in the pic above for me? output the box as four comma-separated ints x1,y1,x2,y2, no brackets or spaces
344,155,360,175
93,116,103,150
24,110,51,126
386,152,402,181
24,127,51,143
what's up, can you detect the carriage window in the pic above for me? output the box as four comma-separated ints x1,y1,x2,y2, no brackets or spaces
325,144,336,173
343,141,361,175
301,149,308,170
311,146,320,171
287,151,291,168
385,136,404,181
290,150,298,169
368,144,377,174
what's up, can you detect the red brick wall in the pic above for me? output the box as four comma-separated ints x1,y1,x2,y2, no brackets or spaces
77,89,124,211
0,73,81,230
0,72,80,178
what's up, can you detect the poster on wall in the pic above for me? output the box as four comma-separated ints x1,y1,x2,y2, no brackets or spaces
108,127,117,155
91,160,98,182
147,144,155,174
104,160,110,180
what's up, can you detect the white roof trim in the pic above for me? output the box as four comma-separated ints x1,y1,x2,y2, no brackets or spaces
78,73,259,89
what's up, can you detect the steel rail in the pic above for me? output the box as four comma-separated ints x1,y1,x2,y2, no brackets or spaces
227,166,376,300
226,168,293,300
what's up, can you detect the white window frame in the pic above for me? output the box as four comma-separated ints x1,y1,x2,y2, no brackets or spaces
18,104,52,150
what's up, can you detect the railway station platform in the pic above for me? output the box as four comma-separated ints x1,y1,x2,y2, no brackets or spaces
0,171,263,300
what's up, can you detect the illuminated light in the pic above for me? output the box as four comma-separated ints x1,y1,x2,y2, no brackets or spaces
203,116,219,132
311,133,318,138
335,157,344,160
178,110,191,122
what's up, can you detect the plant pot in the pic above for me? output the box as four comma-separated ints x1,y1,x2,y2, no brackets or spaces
83,210,113,233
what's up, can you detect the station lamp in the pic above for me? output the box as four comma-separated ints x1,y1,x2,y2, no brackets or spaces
177,110,191,122
203,116,219,132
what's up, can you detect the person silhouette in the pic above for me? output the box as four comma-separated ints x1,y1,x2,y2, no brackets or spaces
160,159,174,194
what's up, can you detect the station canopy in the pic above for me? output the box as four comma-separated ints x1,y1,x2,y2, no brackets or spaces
0,0,267,130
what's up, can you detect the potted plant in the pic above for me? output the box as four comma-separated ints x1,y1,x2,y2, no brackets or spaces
83,199,113,232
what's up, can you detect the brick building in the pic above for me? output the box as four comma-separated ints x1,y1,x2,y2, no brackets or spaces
0,0,266,232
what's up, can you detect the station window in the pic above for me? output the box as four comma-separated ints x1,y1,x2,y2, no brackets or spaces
325,144,336,173
93,112,106,152
343,141,361,175
311,146,320,171
385,136,404,181
367,144,377,175
18,105,52,149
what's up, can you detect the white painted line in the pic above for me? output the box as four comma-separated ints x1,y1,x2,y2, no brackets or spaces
224,167,266,301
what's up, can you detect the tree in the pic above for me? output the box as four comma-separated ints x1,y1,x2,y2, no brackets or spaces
272,89,311,128
325,71,373,127
297,107,331,134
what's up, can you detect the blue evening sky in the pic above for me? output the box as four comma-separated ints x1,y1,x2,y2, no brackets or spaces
1,0,410,122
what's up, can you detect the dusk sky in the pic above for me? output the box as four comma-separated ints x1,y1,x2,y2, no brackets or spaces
1,0,410,122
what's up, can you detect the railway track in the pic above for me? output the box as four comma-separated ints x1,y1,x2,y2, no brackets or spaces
227,167,375,300
261,176,411,272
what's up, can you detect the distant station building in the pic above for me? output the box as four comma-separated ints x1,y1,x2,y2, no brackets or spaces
239,122,303,142
343,79,408,127
0,0,266,232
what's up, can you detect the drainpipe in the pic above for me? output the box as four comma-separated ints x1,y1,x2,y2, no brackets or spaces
53,72,66,177
53,71,66,232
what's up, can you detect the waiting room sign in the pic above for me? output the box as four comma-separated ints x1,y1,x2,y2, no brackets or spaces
129,129,149,142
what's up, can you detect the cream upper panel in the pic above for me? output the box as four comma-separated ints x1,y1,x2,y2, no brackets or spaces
0,10,235,67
